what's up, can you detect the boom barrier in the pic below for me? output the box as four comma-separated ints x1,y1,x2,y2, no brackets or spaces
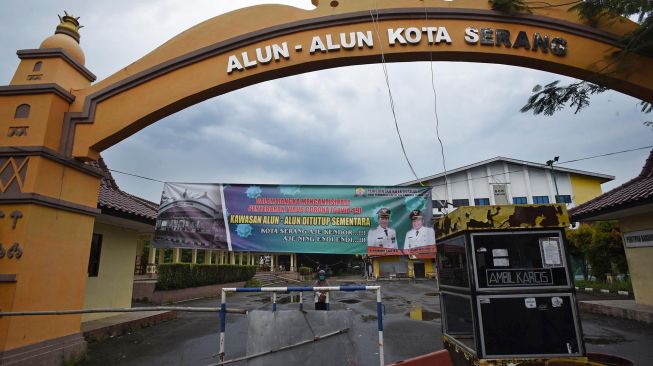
219,285,384,366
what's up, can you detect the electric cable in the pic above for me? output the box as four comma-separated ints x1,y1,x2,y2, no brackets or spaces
105,145,653,199
368,1,454,211
108,168,166,183
554,145,653,165
369,2,420,181
422,2,451,213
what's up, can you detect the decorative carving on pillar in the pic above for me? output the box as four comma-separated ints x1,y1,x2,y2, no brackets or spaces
10,210,23,229
0,210,25,259
0,157,29,193
0,242,23,259
7,242,23,259
8,127,29,137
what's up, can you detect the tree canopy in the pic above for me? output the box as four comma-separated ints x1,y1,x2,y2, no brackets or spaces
490,0,653,124
566,221,628,280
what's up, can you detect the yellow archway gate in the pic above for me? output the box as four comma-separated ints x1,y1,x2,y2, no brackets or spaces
1,0,652,363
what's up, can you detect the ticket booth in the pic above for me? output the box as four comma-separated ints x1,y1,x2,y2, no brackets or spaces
436,204,586,366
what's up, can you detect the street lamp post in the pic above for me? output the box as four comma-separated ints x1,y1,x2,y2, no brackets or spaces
546,156,560,203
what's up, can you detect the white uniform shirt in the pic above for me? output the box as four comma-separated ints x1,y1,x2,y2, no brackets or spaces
367,226,398,249
403,226,436,249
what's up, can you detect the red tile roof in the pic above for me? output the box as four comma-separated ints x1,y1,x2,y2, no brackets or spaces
569,149,653,221
90,158,159,223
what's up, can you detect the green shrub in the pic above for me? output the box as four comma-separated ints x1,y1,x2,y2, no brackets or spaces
156,263,193,290
192,264,219,287
222,264,257,283
156,263,256,290
299,266,312,276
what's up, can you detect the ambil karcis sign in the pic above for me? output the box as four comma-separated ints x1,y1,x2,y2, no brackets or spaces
227,26,568,74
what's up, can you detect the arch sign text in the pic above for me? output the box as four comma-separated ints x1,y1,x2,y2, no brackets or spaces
228,25,568,74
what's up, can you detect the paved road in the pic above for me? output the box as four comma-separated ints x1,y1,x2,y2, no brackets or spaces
78,280,652,366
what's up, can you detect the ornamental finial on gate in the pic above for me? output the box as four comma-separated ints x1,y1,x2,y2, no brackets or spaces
56,11,83,42
311,0,341,7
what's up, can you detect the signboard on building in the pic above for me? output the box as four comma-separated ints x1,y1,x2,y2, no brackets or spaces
153,183,435,256
623,229,653,248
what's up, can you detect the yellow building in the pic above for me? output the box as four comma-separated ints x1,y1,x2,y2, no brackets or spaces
371,156,613,279
570,149,653,306
400,156,613,212
372,255,436,279
82,158,158,322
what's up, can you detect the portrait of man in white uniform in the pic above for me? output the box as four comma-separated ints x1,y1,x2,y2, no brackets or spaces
367,208,398,249
404,210,435,249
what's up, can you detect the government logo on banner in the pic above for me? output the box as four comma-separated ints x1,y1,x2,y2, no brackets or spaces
153,183,435,257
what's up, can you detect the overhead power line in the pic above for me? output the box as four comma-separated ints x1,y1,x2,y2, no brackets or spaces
424,145,653,192
107,169,165,183
107,145,653,191
555,145,653,165
423,3,450,213
369,4,420,181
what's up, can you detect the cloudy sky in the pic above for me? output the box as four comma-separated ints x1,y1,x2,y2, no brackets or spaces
1,1,651,203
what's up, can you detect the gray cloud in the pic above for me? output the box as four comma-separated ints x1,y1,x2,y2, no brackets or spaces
1,1,650,203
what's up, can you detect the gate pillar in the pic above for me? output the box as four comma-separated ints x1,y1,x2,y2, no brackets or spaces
0,14,102,365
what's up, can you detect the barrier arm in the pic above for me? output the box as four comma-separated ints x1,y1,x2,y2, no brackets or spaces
218,285,382,366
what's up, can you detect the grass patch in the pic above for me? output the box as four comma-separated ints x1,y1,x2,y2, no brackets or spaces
244,278,262,288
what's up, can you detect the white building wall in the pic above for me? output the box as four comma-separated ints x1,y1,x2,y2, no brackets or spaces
426,159,601,212
528,168,552,198
507,163,528,200
431,177,448,204
470,167,490,201
553,171,573,195
450,172,469,200
487,162,508,184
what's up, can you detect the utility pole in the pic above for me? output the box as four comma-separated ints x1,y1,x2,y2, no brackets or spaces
546,156,560,202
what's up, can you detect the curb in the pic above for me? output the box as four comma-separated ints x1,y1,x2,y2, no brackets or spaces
578,302,653,324
574,286,632,296
82,311,178,342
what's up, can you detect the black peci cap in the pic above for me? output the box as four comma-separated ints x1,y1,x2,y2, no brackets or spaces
409,210,423,220
377,208,391,217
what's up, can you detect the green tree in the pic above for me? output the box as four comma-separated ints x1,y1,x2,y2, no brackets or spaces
593,221,629,275
566,221,628,281
490,0,653,124
566,224,593,279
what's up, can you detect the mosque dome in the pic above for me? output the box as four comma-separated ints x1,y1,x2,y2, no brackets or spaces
39,12,85,65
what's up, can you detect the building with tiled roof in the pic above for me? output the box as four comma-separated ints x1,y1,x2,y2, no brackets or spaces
94,157,158,224
569,149,653,306
82,157,158,322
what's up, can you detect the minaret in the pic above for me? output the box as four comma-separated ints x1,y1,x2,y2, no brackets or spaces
11,11,95,89
0,13,101,365
1,12,96,152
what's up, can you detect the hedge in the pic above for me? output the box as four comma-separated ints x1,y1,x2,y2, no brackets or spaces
156,264,256,290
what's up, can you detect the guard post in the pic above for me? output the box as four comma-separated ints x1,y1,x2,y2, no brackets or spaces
435,204,586,365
